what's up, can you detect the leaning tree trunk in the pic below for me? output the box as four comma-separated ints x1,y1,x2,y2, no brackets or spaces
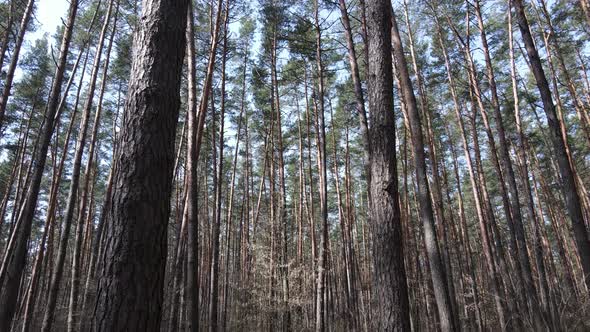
512,0,590,292
41,1,115,330
431,11,508,329
67,2,118,330
20,53,88,331
390,9,457,332
93,0,189,330
0,1,79,330
338,0,371,190
0,0,35,132
0,0,14,69
365,0,411,330
472,3,549,327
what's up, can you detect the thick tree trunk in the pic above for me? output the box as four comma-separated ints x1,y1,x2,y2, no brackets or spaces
93,0,189,330
365,0,411,330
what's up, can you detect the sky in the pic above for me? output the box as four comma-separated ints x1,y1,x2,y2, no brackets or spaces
29,0,69,43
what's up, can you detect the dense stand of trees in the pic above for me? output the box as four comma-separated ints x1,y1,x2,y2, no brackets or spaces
1,0,590,330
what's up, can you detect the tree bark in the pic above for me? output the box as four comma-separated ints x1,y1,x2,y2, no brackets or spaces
390,8,457,332
93,0,189,330
314,1,328,331
512,0,590,292
0,0,35,132
365,0,411,330
338,0,371,192
430,9,508,329
0,1,79,329
67,2,118,330
41,1,115,329
184,1,199,330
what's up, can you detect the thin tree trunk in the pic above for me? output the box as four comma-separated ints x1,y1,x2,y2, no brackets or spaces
19,59,87,331
473,3,548,327
67,2,118,330
42,2,115,329
337,0,371,191
430,9,508,329
209,4,229,331
0,1,79,329
0,0,14,69
507,3,553,323
390,8,457,332
0,0,35,132
512,0,590,292
184,1,199,330
313,1,328,330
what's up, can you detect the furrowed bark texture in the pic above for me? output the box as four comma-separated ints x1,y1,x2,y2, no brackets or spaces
365,0,411,330
93,0,189,330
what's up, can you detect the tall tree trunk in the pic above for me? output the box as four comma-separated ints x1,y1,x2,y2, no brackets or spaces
67,2,118,330
0,1,79,329
313,1,329,331
184,1,199,330
507,3,554,323
365,0,411,330
472,5,546,327
0,0,35,132
512,0,590,292
269,6,290,329
337,0,371,191
0,0,14,69
41,1,115,329
93,0,189,329
430,10,508,329
445,124,483,331
390,8,457,332
210,5,229,331
193,5,225,327
20,56,88,330
220,42,247,328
